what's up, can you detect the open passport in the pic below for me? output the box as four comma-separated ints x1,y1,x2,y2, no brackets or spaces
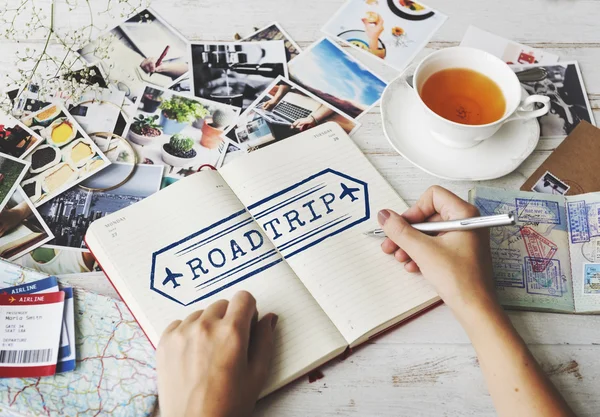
85,123,440,396
470,187,600,314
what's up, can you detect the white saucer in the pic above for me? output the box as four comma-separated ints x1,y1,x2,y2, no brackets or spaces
380,71,540,181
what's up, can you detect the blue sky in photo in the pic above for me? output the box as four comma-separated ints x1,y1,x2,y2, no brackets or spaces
290,38,387,107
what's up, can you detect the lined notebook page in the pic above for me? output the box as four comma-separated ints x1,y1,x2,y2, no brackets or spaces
86,171,347,396
221,123,439,345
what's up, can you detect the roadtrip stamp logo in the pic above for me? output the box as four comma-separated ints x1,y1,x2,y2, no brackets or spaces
150,169,370,305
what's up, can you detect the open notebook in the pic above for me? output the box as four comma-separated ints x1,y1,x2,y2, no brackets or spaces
85,123,439,396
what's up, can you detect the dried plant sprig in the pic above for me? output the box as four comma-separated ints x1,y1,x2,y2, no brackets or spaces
0,0,150,114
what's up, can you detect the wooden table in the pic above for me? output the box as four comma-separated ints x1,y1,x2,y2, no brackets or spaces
3,0,599,415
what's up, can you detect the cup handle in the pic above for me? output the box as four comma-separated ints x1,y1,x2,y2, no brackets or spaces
505,95,551,122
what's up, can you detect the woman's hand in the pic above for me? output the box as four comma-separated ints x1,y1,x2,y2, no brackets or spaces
157,291,278,417
291,116,316,131
0,201,32,237
262,98,278,111
378,185,496,316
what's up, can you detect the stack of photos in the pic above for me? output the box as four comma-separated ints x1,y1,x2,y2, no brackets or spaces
0,187,53,260
288,38,387,119
225,76,360,152
124,84,240,184
189,40,288,110
12,81,126,138
0,153,30,212
19,104,111,206
460,26,560,65
323,0,447,71
7,65,129,138
38,164,163,250
242,23,302,62
511,62,595,138
0,112,44,158
78,8,190,106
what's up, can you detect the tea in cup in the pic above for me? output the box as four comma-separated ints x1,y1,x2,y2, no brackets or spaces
413,47,550,148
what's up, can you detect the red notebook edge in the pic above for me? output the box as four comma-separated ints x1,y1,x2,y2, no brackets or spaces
84,237,157,349
262,298,444,398
85,236,443,397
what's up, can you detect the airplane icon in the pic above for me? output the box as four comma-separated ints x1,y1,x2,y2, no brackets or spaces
8,296,15,303
162,268,183,289
339,183,360,202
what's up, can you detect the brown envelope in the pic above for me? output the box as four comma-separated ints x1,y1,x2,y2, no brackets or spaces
521,121,600,195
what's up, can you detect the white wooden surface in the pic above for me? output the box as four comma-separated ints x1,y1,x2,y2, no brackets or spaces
2,0,600,416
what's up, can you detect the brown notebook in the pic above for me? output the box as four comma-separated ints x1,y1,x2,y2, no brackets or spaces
521,121,600,195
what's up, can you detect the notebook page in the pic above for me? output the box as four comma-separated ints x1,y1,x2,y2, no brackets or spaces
221,123,439,344
86,171,347,396
565,193,600,313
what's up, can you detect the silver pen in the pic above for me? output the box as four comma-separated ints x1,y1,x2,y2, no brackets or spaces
363,213,515,238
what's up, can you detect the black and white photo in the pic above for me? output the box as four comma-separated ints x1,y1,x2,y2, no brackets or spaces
513,62,595,138
190,41,288,111
37,163,163,249
531,171,571,195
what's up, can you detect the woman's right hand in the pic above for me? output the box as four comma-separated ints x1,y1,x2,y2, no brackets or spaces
377,186,497,317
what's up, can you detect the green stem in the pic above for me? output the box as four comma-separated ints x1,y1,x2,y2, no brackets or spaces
16,0,54,104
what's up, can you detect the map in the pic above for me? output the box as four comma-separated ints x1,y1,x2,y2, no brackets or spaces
0,287,158,416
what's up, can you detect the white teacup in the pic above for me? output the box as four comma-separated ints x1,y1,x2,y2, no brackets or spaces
413,47,550,148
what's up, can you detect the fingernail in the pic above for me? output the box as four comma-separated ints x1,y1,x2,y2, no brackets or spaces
270,314,279,330
378,209,390,226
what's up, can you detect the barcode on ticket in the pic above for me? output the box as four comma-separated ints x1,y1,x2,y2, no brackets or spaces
0,348,53,364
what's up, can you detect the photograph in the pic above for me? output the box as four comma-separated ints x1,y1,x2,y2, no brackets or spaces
220,142,245,166
37,163,163,250
189,40,288,111
0,111,44,158
8,66,129,138
288,37,387,119
0,187,53,260
584,263,600,295
78,8,190,106
226,76,360,150
14,246,100,275
242,22,302,62
19,103,111,207
0,152,30,213
512,62,596,138
124,84,240,182
322,0,447,71
531,171,571,195
460,26,560,65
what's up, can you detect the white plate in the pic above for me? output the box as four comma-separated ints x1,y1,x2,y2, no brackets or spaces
381,71,540,181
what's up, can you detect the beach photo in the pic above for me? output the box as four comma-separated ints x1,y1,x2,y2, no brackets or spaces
37,163,163,250
20,104,110,207
190,41,288,111
0,187,53,260
288,38,387,119
242,22,302,62
78,8,190,105
323,0,447,71
513,62,595,138
124,84,240,182
226,76,360,150
0,112,43,158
